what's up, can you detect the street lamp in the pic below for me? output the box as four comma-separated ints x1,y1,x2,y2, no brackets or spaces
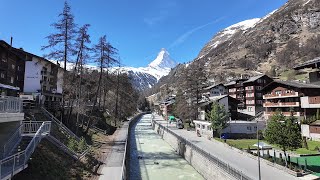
257,120,261,180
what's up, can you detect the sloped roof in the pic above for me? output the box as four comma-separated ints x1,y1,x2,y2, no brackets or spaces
273,80,320,89
224,81,236,86
243,75,265,83
293,57,320,70
203,83,225,90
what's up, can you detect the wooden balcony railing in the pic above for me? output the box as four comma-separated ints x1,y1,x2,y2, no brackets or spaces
263,92,299,99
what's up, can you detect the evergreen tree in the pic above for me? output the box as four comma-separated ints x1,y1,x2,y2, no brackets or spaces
265,111,302,167
206,102,229,137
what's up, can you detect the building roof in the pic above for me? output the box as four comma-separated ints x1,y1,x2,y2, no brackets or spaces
293,57,320,70
8,42,64,70
203,83,225,90
311,120,320,126
273,80,320,89
224,81,236,86
243,75,266,84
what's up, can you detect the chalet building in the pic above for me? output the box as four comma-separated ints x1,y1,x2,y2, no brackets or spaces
12,47,64,111
294,57,320,85
225,75,273,117
263,80,320,120
0,40,25,96
203,83,227,97
301,121,320,141
158,95,175,119
197,95,239,121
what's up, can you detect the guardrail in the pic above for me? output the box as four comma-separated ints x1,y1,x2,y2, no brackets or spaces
0,96,22,113
0,121,51,180
152,118,252,180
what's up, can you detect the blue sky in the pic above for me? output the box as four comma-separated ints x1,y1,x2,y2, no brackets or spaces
0,0,287,67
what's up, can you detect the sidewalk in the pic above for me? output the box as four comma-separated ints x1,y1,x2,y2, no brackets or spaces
98,122,128,180
152,114,299,180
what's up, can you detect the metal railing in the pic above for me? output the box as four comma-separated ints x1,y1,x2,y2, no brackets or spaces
0,121,51,180
41,107,89,158
0,96,22,113
41,107,80,141
152,119,253,180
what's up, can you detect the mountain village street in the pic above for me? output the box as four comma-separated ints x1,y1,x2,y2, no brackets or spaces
151,114,300,180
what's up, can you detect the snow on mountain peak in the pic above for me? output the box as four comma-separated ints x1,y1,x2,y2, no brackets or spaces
148,48,177,69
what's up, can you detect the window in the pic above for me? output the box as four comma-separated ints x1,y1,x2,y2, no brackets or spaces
256,100,263,105
197,124,200,128
275,90,282,95
246,100,254,104
246,93,254,97
202,125,205,129
246,86,253,90
247,126,252,131
207,126,211,131
16,76,19,80
257,79,262,83
11,64,15,70
17,66,20,71
0,73,4,78
248,107,253,112
256,86,262,90
10,77,14,83
256,93,262,97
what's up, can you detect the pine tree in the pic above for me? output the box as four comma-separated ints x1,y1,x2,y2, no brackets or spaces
206,102,229,137
42,1,77,71
265,111,302,167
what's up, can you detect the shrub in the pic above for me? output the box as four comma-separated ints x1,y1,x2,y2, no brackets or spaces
68,138,78,152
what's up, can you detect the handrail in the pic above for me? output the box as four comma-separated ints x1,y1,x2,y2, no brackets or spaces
0,96,22,113
3,124,24,158
41,107,80,141
0,121,51,180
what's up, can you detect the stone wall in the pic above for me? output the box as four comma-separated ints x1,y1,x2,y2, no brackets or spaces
152,121,246,180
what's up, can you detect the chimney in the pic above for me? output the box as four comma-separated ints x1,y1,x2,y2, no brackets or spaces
10,37,13,47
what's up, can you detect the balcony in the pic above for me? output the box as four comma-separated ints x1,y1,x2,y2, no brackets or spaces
301,96,320,108
263,92,299,99
264,111,303,117
263,102,300,108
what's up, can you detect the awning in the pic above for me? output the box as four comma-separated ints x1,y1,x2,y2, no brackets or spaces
0,83,20,91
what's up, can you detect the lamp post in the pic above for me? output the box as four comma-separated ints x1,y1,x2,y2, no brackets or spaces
257,120,261,180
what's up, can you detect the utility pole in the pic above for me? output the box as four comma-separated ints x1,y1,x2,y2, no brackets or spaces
257,120,261,180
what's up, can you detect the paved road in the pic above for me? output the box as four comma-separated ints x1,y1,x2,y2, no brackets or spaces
152,114,299,180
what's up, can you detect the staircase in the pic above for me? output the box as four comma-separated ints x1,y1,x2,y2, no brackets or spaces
0,107,90,180
0,121,51,180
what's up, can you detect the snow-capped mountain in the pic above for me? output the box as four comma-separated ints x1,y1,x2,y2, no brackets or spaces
198,9,278,59
117,48,177,90
50,48,177,91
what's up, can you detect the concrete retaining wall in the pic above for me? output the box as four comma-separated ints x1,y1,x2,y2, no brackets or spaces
152,121,238,180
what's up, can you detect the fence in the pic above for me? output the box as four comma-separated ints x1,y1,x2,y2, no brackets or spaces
0,96,22,113
152,118,252,180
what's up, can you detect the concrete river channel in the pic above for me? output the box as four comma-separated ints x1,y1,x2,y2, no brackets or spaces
128,114,204,180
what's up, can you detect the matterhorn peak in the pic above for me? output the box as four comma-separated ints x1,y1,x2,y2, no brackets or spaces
148,48,177,69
